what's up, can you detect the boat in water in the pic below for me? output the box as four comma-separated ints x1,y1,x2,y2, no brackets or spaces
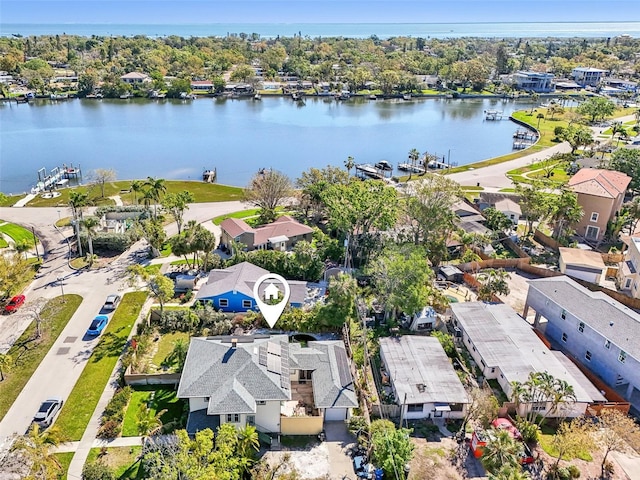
374,160,393,171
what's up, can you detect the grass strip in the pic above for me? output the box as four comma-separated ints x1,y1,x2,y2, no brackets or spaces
0,295,82,422
53,451,75,480
87,446,143,479
55,291,148,441
212,208,261,225
0,221,38,245
121,386,184,437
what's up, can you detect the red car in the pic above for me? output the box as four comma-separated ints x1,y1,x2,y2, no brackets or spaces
4,295,26,313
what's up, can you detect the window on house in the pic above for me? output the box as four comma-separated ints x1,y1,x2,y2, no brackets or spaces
585,351,592,361
247,415,255,426
586,226,600,240
491,368,495,374
219,299,229,308
480,360,486,368
626,278,632,289
226,414,232,423
561,310,566,320
407,404,423,413
256,401,266,406
562,332,568,343
590,212,599,222
604,339,611,349
578,322,585,333
242,300,252,308
619,350,627,363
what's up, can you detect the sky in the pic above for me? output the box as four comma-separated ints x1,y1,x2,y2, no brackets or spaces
2,0,639,24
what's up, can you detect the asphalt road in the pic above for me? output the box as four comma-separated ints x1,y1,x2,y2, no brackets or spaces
0,201,246,451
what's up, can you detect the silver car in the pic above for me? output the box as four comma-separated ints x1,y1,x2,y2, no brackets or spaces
103,294,121,310
33,397,63,427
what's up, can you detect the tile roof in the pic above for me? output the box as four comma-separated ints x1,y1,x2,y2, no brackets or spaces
568,168,631,199
220,218,253,238
195,261,308,304
527,276,640,360
451,302,606,403
380,336,468,405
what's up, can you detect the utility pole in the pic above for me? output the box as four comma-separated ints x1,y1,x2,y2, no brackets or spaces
31,227,40,261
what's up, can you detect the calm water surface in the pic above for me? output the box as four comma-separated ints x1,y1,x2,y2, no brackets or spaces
0,96,532,194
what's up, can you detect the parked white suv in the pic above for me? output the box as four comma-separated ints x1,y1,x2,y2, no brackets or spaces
33,397,63,428
103,294,121,311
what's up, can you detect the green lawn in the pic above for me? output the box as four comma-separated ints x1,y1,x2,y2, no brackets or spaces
0,295,82,422
86,446,144,479
151,331,190,371
143,264,162,275
5,180,244,208
121,386,184,437
539,429,593,462
212,208,261,225
0,237,8,248
53,451,75,480
55,291,148,440
0,221,38,245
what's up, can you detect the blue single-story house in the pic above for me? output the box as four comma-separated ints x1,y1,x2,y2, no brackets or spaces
195,262,307,313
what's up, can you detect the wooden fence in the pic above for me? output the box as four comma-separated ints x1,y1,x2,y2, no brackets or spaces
371,404,401,419
533,229,560,251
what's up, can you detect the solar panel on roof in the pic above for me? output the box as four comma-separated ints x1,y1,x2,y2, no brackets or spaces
267,354,281,374
280,371,290,389
267,342,281,356
335,347,352,388
258,345,267,366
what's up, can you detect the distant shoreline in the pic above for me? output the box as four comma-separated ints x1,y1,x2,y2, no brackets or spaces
2,21,639,39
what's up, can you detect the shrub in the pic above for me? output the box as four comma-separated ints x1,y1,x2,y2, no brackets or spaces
82,462,115,480
102,386,132,419
97,419,122,439
80,232,137,252
567,465,581,478
514,418,540,444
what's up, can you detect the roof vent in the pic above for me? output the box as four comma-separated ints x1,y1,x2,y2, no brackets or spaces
610,321,614,327
417,384,425,393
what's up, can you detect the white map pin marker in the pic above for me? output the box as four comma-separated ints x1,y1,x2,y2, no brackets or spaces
253,273,290,328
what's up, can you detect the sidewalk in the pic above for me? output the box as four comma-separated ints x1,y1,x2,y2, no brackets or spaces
66,296,154,480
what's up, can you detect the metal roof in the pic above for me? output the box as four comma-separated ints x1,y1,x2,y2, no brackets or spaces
528,276,640,360
451,302,605,403
379,336,468,405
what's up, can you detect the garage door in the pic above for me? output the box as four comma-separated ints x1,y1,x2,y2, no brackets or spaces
324,408,347,421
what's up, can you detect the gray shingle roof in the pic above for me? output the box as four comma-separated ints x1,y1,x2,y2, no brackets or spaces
178,336,358,414
177,336,291,415
289,341,358,409
527,276,640,359
380,336,468,405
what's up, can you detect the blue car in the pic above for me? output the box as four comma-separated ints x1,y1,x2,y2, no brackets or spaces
86,315,109,336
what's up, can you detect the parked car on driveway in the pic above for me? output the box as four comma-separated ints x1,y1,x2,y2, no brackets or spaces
103,294,121,310
86,315,109,336
4,295,25,314
33,397,63,427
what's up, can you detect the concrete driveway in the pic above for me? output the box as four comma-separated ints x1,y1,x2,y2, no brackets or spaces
324,421,358,480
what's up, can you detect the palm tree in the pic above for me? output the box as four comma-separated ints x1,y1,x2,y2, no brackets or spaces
536,113,545,129
14,240,30,260
344,156,355,176
477,268,510,301
0,353,12,381
144,177,167,218
480,429,523,474
136,403,167,438
237,424,260,474
165,338,189,372
624,196,640,234
488,465,531,480
68,191,89,257
82,216,100,263
141,189,155,214
407,148,420,180
10,423,67,479
130,179,144,205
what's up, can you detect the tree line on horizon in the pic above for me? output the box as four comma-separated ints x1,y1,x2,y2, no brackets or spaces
1,32,638,97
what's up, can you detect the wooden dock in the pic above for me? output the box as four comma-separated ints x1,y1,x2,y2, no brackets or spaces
484,110,504,120
355,164,386,180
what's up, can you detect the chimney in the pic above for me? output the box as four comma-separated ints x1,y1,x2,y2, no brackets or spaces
231,338,238,349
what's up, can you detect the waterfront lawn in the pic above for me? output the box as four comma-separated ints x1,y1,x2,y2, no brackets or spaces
0,295,82,422
0,237,8,248
55,291,147,441
86,446,144,479
121,386,184,437
0,195,19,207
0,221,38,245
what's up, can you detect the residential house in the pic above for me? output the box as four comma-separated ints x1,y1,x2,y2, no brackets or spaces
177,335,358,436
195,262,307,312
604,78,638,93
513,71,555,93
451,302,606,418
567,168,631,242
475,193,522,225
220,215,313,252
379,336,468,420
120,72,151,84
191,80,214,91
558,247,607,285
524,276,640,412
403,306,438,331
572,67,608,87
617,235,640,296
